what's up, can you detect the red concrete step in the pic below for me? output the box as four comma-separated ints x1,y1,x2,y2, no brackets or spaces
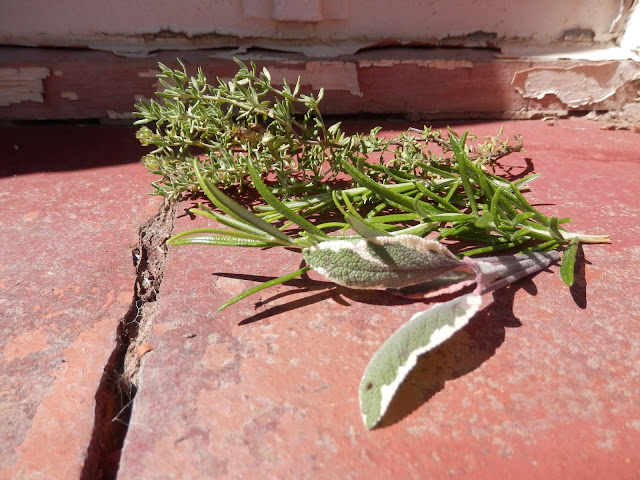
0,126,159,479
1,119,638,479
117,119,640,479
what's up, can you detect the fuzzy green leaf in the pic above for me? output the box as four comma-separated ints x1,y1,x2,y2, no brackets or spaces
360,292,482,429
303,235,464,290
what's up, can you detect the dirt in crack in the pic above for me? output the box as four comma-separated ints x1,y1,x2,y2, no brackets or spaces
81,198,177,480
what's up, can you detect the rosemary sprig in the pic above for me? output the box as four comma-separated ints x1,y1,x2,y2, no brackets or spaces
169,136,608,306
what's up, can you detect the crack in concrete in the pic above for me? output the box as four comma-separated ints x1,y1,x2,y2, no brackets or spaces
81,197,177,480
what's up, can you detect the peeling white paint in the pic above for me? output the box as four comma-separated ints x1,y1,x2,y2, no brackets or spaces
359,60,396,68
620,0,640,53
359,59,473,69
138,70,161,78
500,46,639,61
0,67,50,107
512,62,640,108
268,62,362,96
106,110,135,120
416,59,473,69
60,91,78,100
137,70,162,91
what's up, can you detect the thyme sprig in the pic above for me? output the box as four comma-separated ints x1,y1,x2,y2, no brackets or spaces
134,59,524,198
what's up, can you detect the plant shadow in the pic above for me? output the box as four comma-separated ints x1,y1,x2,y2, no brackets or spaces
569,244,588,309
213,271,420,326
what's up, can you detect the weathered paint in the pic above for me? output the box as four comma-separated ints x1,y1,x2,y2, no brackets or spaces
0,0,633,54
106,109,136,120
359,59,474,69
512,61,640,108
0,67,49,106
60,91,78,100
268,61,362,96
1,47,638,121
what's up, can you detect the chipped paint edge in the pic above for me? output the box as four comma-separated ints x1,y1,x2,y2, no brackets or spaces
0,67,50,107
512,61,640,108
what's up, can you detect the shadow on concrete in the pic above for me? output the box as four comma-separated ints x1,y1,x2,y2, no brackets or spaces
213,272,419,326
569,244,588,309
0,125,143,177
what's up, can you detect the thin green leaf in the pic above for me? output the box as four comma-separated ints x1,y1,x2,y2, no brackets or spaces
427,213,477,223
512,173,541,189
345,213,391,238
171,235,271,247
218,265,312,311
169,226,276,244
247,159,328,239
560,237,579,286
192,160,295,245
189,206,287,244
414,181,460,212
449,131,478,215
489,186,504,218
511,211,536,226
367,213,421,224
510,226,532,241
340,158,430,214
549,216,565,242
474,211,494,229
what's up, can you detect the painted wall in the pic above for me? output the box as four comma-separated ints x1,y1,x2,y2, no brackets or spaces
0,0,636,56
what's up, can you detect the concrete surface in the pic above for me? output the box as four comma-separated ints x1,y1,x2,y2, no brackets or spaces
1,119,639,480
0,125,158,479
120,120,640,479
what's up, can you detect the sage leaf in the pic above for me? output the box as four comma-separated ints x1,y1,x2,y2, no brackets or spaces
388,270,477,299
302,235,467,290
359,292,483,429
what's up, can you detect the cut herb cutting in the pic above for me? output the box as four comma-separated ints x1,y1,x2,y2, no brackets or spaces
134,59,610,429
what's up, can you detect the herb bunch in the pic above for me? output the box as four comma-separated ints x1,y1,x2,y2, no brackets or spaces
135,60,611,429
134,59,610,305
134,59,523,198
135,58,341,197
